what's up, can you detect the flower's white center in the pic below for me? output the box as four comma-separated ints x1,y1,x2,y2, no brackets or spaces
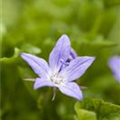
51,73,63,85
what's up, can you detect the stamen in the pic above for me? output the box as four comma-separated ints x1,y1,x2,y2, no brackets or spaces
60,59,69,66
52,87,56,101
23,78,35,81
51,73,63,85
80,86,88,90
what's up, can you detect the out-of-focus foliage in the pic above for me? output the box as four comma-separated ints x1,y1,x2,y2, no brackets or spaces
75,98,120,120
1,0,120,120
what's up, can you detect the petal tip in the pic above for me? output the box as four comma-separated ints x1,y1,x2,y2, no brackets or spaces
92,57,96,61
88,57,96,63
60,34,70,42
33,83,38,90
19,53,23,56
19,53,27,57
77,95,83,101
76,91,83,101
61,34,69,38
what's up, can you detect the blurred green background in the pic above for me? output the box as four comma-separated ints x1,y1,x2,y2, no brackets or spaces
1,0,120,120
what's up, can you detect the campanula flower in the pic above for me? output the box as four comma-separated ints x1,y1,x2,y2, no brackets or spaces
20,34,95,100
108,56,120,83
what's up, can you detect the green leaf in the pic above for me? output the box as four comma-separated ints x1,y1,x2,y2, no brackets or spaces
21,43,41,54
0,47,21,65
75,109,97,120
103,0,120,7
75,98,120,120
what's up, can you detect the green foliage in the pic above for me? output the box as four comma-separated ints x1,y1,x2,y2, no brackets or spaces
1,0,120,120
75,98,120,120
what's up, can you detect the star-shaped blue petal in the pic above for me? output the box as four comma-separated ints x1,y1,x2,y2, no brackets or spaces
20,34,95,100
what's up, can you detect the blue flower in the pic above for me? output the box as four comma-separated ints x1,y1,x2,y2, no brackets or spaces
108,56,120,83
20,34,95,100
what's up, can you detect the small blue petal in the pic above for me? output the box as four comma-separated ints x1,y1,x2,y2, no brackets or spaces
109,56,120,82
49,34,71,72
34,78,54,89
20,53,50,78
58,82,83,100
60,57,95,82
